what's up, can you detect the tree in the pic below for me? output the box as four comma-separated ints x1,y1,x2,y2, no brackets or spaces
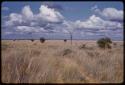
13,39,16,41
64,39,67,42
40,37,45,43
31,39,34,42
97,37,112,49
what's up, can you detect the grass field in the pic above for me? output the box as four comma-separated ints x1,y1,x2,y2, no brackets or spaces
1,40,123,83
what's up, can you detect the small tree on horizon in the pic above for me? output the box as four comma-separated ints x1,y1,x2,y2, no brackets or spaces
40,37,45,43
64,39,67,42
13,39,16,41
31,39,34,42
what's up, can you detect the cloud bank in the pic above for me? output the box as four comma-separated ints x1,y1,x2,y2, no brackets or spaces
2,4,123,40
74,15,123,29
4,5,64,33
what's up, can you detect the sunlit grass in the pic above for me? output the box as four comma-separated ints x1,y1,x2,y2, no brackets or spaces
2,40,123,83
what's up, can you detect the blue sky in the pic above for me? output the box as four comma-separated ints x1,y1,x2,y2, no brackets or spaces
1,1,123,40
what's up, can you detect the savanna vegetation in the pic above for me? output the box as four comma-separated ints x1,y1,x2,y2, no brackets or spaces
1,40,123,83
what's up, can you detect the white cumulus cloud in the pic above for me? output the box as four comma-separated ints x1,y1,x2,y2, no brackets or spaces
16,26,46,33
91,5,123,22
5,13,23,26
3,4,123,36
101,8,123,21
4,5,64,33
37,5,64,23
74,15,123,29
22,5,34,20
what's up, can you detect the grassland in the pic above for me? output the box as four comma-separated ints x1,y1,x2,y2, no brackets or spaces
1,40,123,83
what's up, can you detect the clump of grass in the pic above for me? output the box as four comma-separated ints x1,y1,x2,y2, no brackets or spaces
79,44,94,51
86,51,100,58
79,44,86,49
62,66,84,83
2,43,9,51
2,53,31,83
33,43,37,45
86,51,94,57
30,50,41,57
61,60,85,83
113,42,117,45
62,49,72,56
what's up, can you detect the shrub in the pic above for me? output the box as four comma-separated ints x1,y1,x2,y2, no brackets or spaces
62,49,72,56
79,44,86,49
64,39,67,42
97,37,112,49
40,37,45,43
31,39,34,42
113,42,117,46
2,43,9,51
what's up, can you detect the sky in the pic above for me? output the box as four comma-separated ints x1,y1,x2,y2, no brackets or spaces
1,1,123,40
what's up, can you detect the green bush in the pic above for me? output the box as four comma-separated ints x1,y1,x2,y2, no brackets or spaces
97,37,112,49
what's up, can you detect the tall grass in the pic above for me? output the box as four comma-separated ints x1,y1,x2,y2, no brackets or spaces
2,40,123,83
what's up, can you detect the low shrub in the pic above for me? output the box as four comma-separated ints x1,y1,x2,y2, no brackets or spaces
2,43,9,51
79,44,86,49
62,49,72,56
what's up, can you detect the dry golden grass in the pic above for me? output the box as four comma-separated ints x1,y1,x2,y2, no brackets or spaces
1,40,123,83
